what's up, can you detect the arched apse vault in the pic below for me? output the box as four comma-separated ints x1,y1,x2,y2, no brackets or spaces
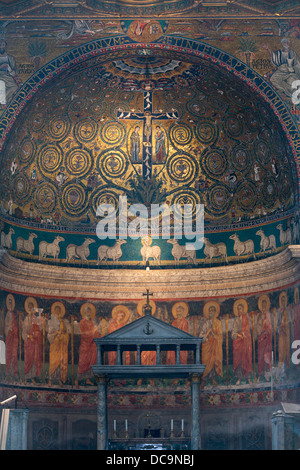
0,34,299,180
0,34,299,269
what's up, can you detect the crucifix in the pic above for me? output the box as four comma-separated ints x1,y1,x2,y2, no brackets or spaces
117,91,179,180
142,288,153,316
146,410,153,438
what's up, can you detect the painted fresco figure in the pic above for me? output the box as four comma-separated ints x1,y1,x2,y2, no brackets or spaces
22,297,42,385
75,302,101,387
107,305,130,365
256,295,273,382
200,301,223,387
293,286,300,341
130,126,141,163
265,38,300,99
48,302,70,387
166,302,189,365
155,304,170,323
0,39,20,105
277,291,290,377
4,294,18,382
231,299,252,385
155,125,166,163
200,301,223,386
0,334,5,379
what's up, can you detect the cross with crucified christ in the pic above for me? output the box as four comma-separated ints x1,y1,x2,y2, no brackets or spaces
117,91,178,180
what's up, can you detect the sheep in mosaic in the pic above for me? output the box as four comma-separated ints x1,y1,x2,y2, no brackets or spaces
16,233,37,255
203,237,228,263
276,223,292,246
97,239,126,265
229,233,256,260
256,229,276,254
39,235,65,261
141,236,161,265
66,238,95,264
1,227,14,249
167,238,196,266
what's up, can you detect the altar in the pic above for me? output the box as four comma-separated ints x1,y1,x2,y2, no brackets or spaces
92,291,205,450
109,438,190,451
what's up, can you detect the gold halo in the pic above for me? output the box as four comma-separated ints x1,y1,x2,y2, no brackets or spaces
233,298,248,316
137,299,156,316
294,286,299,304
203,300,220,318
141,235,152,246
111,305,130,323
172,301,189,318
258,294,270,313
80,302,96,318
25,296,38,314
279,291,288,308
51,301,66,318
6,293,15,311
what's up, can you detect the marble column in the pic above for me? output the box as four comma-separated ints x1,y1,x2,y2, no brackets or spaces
272,410,285,450
97,376,108,450
190,374,201,450
5,409,29,450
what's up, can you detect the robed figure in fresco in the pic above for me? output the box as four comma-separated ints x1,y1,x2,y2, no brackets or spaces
0,39,20,105
130,125,141,163
154,125,166,163
76,302,101,387
293,287,300,341
166,302,189,365
265,38,300,99
107,305,130,365
256,294,273,382
48,302,70,386
22,297,42,385
200,301,223,387
4,294,18,382
231,299,252,385
277,291,290,376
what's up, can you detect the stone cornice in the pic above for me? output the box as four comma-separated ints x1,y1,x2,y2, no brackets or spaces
0,247,299,300
1,1,300,19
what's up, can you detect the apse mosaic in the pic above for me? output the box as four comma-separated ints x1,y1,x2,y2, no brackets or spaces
0,18,299,268
0,287,299,392
0,45,298,267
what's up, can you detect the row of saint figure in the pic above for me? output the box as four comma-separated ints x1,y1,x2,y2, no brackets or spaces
1,289,299,387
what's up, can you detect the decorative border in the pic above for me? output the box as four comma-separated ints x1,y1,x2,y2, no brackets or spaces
0,382,298,409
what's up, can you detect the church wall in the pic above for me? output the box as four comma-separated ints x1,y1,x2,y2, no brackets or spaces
0,279,299,394
0,394,293,449
0,12,300,451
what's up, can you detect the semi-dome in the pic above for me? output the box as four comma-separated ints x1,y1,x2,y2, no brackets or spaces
0,48,298,268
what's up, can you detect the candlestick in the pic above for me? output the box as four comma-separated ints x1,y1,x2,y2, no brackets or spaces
170,419,174,437
113,420,117,438
181,419,184,437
